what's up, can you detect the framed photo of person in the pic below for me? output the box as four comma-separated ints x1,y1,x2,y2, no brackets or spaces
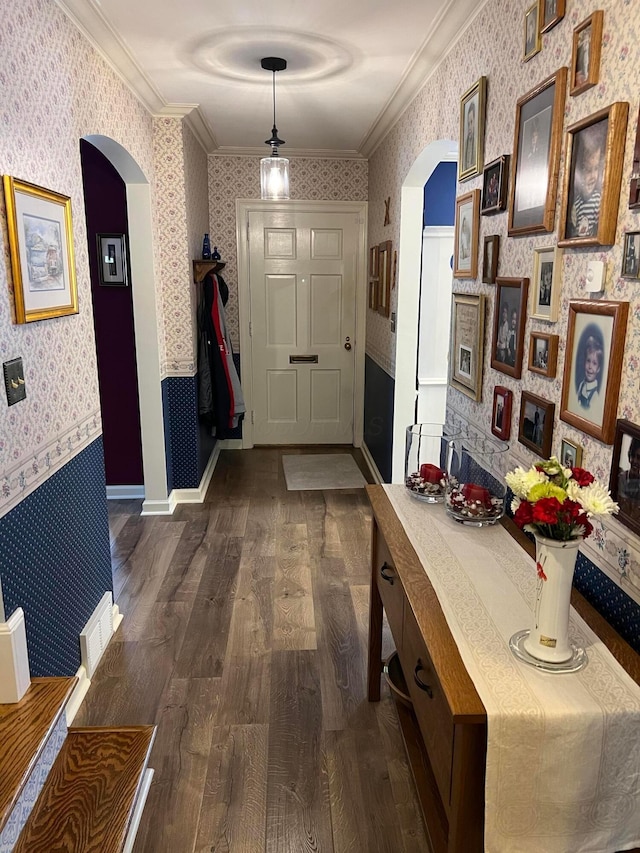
377,240,392,318
491,385,512,441
531,245,562,321
458,77,487,182
558,102,629,248
519,391,555,458
482,235,500,284
541,0,565,34
560,438,583,469
490,277,529,379
453,190,480,278
523,3,541,62
570,11,603,97
621,232,640,280
610,419,640,538
560,300,629,444
508,67,568,236
528,331,558,378
481,155,509,214
449,292,486,401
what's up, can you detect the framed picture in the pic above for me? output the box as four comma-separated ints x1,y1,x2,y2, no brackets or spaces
629,106,640,209
560,300,629,444
610,419,640,537
449,293,486,401
558,102,629,247
97,233,128,287
621,232,640,280
531,245,562,321
491,277,529,379
2,175,79,323
453,190,480,278
368,278,378,311
524,2,541,61
458,77,487,182
491,386,512,441
540,0,565,33
528,331,558,377
481,155,509,214
508,68,567,236
519,391,555,458
570,11,603,97
377,240,392,318
369,245,379,279
560,438,583,469
482,235,500,284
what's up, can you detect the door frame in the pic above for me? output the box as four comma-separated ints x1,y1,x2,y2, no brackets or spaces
236,199,368,449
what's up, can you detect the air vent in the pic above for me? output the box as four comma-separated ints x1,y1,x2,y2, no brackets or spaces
79,592,114,678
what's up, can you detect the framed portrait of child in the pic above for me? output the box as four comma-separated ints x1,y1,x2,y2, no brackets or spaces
560,300,629,444
610,419,640,537
558,103,629,247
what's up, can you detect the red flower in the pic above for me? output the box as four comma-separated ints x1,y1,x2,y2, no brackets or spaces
513,500,534,528
575,512,593,538
532,497,562,525
571,467,595,487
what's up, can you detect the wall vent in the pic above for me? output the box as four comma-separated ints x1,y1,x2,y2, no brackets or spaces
80,592,114,678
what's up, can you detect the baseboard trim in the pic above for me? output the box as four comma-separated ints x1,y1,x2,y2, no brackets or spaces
361,442,384,484
112,603,123,632
122,768,155,853
218,438,243,450
65,664,91,725
140,497,175,516
106,485,145,500
140,442,224,516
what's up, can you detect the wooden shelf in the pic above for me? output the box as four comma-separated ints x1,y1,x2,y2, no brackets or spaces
193,260,225,283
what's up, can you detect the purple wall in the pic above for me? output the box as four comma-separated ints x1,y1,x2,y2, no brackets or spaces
80,140,144,486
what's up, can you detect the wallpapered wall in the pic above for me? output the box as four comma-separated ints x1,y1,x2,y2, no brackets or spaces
367,0,640,607
207,155,368,349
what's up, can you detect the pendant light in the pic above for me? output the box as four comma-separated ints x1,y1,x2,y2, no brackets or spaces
260,57,290,200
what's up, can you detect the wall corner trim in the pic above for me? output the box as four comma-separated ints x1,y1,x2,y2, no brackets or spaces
361,442,384,485
65,664,91,725
141,441,227,515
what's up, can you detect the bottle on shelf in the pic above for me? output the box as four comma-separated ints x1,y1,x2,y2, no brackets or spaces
202,233,212,260
212,246,221,261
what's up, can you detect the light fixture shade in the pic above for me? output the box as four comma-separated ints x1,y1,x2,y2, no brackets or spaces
260,155,290,200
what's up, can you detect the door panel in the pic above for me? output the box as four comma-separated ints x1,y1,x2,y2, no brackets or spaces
310,370,341,422
310,275,342,346
267,370,297,422
266,275,297,346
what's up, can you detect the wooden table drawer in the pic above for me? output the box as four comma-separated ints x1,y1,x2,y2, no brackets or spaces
400,603,454,810
374,536,404,649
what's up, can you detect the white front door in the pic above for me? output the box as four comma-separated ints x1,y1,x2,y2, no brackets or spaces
247,208,360,444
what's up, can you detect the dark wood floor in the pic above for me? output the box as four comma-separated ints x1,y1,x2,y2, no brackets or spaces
75,447,430,853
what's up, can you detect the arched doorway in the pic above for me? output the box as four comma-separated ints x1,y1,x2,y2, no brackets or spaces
392,139,457,482
82,135,169,513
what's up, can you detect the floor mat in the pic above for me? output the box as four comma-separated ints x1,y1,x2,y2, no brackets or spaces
282,454,367,491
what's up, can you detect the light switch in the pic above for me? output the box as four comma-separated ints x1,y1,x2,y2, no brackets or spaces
586,260,605,292
3,358,26,406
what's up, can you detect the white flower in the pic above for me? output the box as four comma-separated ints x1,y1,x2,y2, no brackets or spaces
565,479,583,502
511,496,521,514
576,481,619,517
505,466,546,498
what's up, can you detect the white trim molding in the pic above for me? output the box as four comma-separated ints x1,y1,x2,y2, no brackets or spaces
361,442,384,485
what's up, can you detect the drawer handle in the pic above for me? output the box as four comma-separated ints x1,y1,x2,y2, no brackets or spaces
414,662,434,698
380,562,394,585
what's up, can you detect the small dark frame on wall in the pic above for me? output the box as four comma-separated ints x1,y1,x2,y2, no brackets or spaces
610,419,640,538
560,300,629,444
97,233,128,286
558,102,629,248
621,232,640,280
560,437,583,469
570,11,603,97
491,385,512,441
481,155,509,214
491,276,529,379
528,331,558,377
540,0,565,34
377,240,392,318
482,235,500,284
519,390,555,458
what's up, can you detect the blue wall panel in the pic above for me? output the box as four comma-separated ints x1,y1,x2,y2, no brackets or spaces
162,376,200,490
364,355,394,482
424,161,457,227
0,438,113,677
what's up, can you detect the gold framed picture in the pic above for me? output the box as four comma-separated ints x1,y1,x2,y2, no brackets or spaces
453,189,480,279
449,292,486,401
523,2,541,62
570,11,603,97
531,245,562,322
458,77,487,182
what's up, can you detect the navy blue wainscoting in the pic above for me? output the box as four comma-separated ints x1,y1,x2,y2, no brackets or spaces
162,375,202,491
364,355,395,483
0,438,113,676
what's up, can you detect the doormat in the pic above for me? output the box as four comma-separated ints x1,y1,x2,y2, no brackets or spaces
282,454,367,491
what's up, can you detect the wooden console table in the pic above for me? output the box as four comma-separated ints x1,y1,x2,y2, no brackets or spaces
366,485,640,853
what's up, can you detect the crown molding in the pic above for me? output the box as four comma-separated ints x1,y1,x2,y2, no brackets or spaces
211,146,366,160
154,105,219,153
359,0,490,158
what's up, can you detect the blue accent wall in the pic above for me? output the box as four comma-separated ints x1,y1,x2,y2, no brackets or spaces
0,438,113,677
162,375,201,490
424,161,457,227
364,355,394,482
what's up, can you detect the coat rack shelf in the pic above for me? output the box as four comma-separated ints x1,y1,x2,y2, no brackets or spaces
193,260,226,283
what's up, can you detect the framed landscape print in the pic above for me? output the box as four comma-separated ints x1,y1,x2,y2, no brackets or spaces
491,277,529,379
482,235,500,284
570,11,603,97
481,155,509,214
610,419,640,537
523,2,541,62
541,0,565,33
621,232,640,280
491,386,512,441
453,190,480,278
97,233,128,286
508,67,567,236
519,391,555,458
2,175,79,323
558,103,629,247
528,331,558,378
560,437,583,469
531,245,562,321
458,77,487,182
560,300,629,444
449,293,486,401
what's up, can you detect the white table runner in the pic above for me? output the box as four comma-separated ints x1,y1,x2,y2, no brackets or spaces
384,485,640,853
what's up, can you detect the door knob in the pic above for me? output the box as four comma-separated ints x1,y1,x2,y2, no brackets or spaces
344,342,352,351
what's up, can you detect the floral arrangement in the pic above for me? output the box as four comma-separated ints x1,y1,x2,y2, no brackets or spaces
505,457,618,541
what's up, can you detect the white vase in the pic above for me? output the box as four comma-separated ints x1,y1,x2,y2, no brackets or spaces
523,534,581,664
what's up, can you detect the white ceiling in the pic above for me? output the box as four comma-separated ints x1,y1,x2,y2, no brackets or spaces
57,0,482,158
